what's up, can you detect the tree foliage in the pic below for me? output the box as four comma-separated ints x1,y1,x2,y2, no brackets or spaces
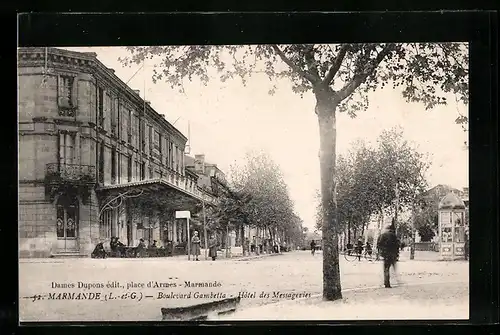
216,150,302,245
120,43,468,118
316,127,430,235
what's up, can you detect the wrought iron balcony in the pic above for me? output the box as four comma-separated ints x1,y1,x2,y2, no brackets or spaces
46,163,96,184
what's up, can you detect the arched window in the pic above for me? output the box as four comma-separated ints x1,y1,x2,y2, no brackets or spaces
56,195,79,239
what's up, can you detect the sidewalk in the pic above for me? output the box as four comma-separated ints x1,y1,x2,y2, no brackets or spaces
217,280,469,320
19,250,284,263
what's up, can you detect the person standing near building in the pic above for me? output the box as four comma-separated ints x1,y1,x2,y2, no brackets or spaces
310,240,317,256
377,224,400,288
191,231,201,261
208,234,218,261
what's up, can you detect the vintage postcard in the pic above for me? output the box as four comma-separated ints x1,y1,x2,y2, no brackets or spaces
18,43,469,322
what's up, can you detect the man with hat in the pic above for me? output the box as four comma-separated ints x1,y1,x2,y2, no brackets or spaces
377,220,400,288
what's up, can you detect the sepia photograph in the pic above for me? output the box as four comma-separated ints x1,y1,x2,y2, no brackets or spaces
18,42,469,322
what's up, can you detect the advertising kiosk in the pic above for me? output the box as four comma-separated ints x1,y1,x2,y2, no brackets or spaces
438,192,467,260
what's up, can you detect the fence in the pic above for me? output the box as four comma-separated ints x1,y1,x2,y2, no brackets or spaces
414,242,439,252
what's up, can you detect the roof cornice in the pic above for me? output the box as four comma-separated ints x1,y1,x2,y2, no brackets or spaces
18,47,187,143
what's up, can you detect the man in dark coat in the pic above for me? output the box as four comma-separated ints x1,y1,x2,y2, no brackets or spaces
91,241,106,259
208,235,218,261
310,240,317,256
377,224,400,288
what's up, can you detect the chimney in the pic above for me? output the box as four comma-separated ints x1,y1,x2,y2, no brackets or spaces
108,68,115,74
134,89,140,95
145,100,151,105
194,154,205,174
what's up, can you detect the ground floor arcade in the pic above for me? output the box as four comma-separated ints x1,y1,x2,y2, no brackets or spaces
18,179,219,258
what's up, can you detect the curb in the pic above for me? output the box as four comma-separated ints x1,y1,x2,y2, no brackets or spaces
161,296,241,321
235,253,283,262
18,253,285,264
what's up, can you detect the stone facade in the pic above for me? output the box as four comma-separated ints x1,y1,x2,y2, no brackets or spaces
18,47,218,258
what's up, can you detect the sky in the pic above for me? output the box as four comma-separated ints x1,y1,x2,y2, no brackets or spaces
63,46,469,231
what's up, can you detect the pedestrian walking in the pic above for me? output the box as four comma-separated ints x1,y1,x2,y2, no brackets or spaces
355,238,364,261
191,231,201,261
208,234,218,261
135,238,147,258
310,240,317,256
377,223,400,288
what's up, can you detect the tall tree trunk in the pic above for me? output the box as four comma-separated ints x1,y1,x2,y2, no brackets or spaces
317,97,341,301
347,221,351,245
410,204,416,260
268,226,274,253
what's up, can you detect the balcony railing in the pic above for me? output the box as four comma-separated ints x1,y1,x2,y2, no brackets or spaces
46,163,96,184
154,169,218,205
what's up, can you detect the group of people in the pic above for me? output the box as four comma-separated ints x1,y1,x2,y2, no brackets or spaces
190,231,219,261
90,237,150,258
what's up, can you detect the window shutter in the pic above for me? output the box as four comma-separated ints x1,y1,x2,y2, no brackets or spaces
57,132,62,166
71,76,79,108
89,84,96,124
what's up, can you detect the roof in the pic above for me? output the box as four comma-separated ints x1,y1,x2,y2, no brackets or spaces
18,47,187,142
424,184,463,197
438,192,466,210
185,155,195,167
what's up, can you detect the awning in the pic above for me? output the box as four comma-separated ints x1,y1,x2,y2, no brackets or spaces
96,178,215,211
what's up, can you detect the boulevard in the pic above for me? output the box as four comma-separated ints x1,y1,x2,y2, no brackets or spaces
19,250,468,321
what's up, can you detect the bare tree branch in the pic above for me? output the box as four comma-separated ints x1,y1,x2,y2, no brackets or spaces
336,44,396,102
270,44,320,84
323,45,350,85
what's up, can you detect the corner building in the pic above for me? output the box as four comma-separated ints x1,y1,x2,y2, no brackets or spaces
18,47,217,258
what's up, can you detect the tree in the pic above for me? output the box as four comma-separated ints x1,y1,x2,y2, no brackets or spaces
120,42,468,301
226,150,298,250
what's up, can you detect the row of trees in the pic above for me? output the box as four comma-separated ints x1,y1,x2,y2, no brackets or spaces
205,150,305,252
315,127,431,246
121,42,468,301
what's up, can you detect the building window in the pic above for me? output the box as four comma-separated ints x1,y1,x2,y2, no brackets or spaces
110,97,117,137
128,109,132,144
149,126,153,155
98,88,104,127
56,195,78,239
168,141,172,168
57,75,75,114
111,146,117,184
58,132,76,166
158,133,162,159
173,145,177,172
149,167,153,179
140,162,146,180
98,142,105,184
139,119,146,152
116,99,121,140
127,156,132,182
117,152,121,184
100,210,112,239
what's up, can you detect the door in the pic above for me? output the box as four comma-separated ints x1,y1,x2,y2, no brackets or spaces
56,195,79,252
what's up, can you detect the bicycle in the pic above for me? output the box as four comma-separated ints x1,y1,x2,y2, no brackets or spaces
343,247,379,262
